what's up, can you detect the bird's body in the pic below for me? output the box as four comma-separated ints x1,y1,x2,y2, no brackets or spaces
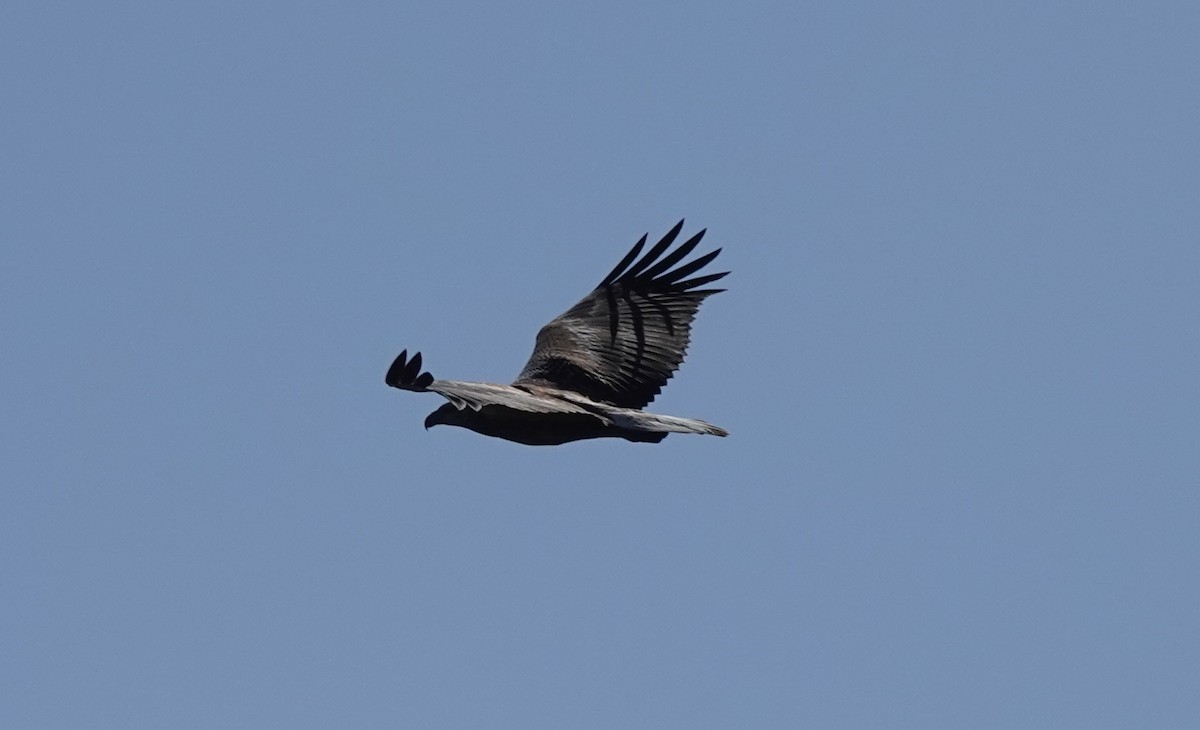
386,220,728,445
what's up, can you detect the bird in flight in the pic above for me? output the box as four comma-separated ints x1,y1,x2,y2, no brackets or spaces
386,220,729,445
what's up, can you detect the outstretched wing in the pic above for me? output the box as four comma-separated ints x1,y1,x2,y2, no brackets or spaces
514,220,728,409
385,349,602,416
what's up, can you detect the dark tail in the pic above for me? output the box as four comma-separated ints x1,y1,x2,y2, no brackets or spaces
385,349,435,391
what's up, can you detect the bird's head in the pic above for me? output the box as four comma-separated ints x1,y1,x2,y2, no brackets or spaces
424,403,461,430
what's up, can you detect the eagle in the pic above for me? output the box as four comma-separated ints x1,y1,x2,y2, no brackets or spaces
386,220,729,445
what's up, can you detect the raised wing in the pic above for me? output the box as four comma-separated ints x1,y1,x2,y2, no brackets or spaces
514,220,727,409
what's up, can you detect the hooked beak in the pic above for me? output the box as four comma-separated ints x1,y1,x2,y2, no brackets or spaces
424,403,457,430
424,406,450,430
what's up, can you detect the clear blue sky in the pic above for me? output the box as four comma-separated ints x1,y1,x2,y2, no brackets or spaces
3,2,1198,727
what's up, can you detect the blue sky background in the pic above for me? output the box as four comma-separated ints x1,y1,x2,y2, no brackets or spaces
3,2,1198,727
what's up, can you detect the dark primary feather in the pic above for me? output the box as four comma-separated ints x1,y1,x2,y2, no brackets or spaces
514,220,727,409
386,349,435,391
